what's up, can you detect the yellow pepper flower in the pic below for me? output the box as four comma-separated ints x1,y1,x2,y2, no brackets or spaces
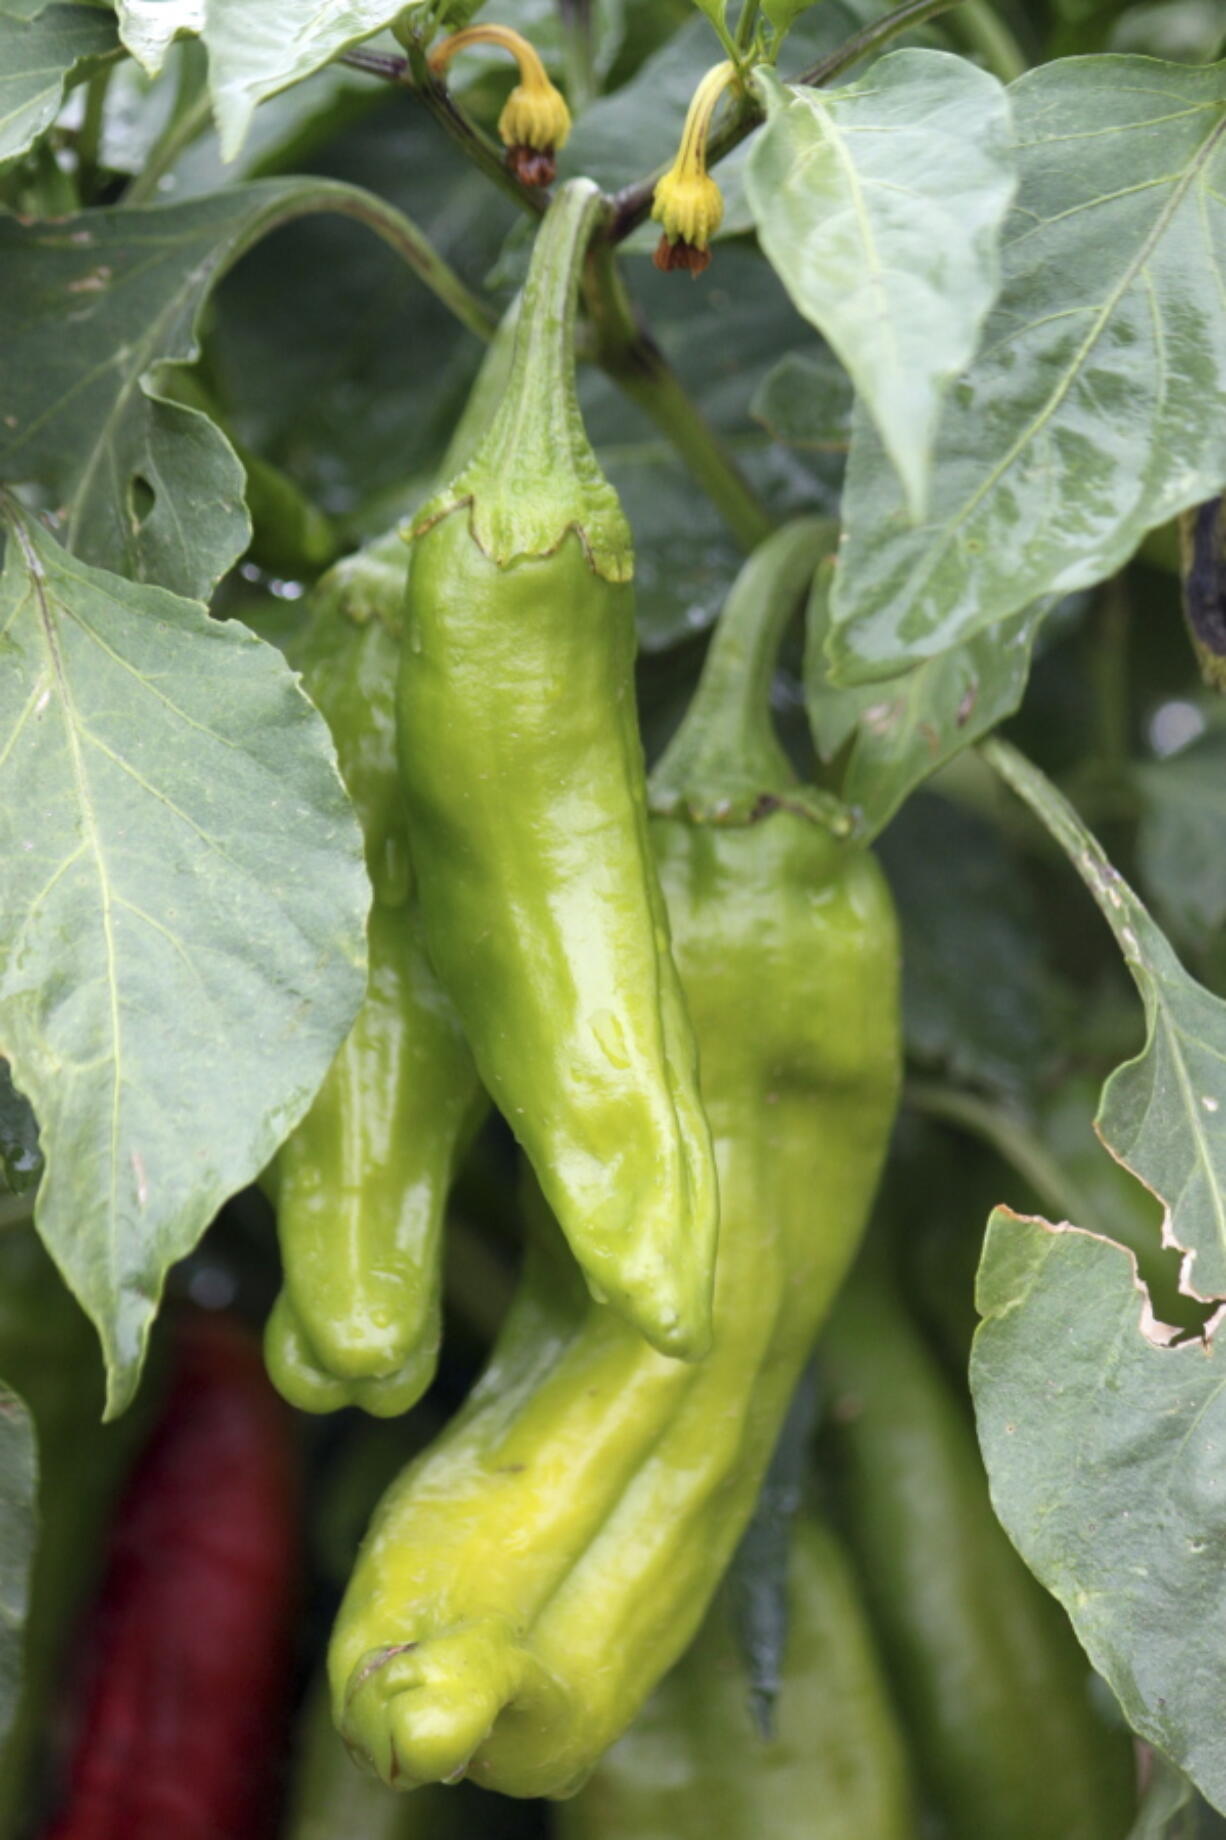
651,60,738,274
430,24,571,186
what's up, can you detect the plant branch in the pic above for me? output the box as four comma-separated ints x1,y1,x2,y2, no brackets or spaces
583,237,774,552
124,87,212,206
609,0,970,242
341,41,548,218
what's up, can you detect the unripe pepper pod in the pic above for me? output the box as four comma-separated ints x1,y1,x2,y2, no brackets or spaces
330,520,900,1800
396,178,719,1361
429,24,571,187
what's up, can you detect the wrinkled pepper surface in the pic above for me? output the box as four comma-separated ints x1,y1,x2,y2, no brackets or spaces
559,1511,919,1840
330,516,900,1799
396,177,717,1360
264,587,486,1417
821,1261,1137,1840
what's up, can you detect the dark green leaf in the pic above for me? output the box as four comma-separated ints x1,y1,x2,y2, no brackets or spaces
0,4,118,162
0,1384,36,1761
0,511,367,1414
747,53,1014,517
750,348,852,453
832,57,1226,683
877,795,1053,1096
727,1362,819,1734
806,556,1042,838
0,177,475,600
973,1214,1226,1816
0,1065,42,1198
1136,730,1226,945
762,0,819,31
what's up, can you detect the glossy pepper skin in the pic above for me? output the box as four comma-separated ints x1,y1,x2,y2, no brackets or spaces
559,1513,919,1840
329,518,900,1799
820,1263,1137,1840
397,177,717,1361
44,1313,298,1840
264,589,486,1417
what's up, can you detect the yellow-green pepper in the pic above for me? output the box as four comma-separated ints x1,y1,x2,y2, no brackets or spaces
264,586,486,1417
329,517,900,1799
396,177,717,1361
558,1511,920,1840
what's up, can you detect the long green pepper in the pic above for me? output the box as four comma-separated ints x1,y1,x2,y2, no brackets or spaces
329,518,900,1799
396,178,718,1361
264,593,486,1418
820,1261,1137,1840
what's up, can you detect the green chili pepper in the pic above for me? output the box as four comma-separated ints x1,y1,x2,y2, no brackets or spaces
329,517,900,1799
395,176,718,1362
558,1511,919,1840
263,592,487,1418
820,1260,1137,1840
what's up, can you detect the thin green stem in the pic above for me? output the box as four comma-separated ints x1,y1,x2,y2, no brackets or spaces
76,67,112,191
341,40,548,217
946,0,1028,81
905,1080,1105,1233
736,2,762,54
123,87,213,205
609,0,968,240
583,238,773,552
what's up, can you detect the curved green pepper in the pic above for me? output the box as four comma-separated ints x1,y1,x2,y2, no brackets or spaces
264,590,486,1417
329,517,900,1799
396,177,717,1361
820,1261,1137,1840
558,1512,919,1840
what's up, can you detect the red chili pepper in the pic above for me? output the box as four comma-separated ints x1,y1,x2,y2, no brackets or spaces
44,1312,300,1840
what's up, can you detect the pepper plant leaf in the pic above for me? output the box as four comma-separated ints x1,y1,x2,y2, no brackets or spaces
830,56,1226,683
0,178,476,601
1135,730,1226,947
0,4,118,162
746,53,1015,520
985,738,1226,1300
114,0,203,76
0,510,368,1416
972,1214,1226,1815
0,1384,36,1759
806,558,1042,840
202,1,424,159
876,796,1054,1099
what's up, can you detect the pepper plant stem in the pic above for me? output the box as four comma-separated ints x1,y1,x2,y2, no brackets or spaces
341,42,548,217
583,239,773,552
